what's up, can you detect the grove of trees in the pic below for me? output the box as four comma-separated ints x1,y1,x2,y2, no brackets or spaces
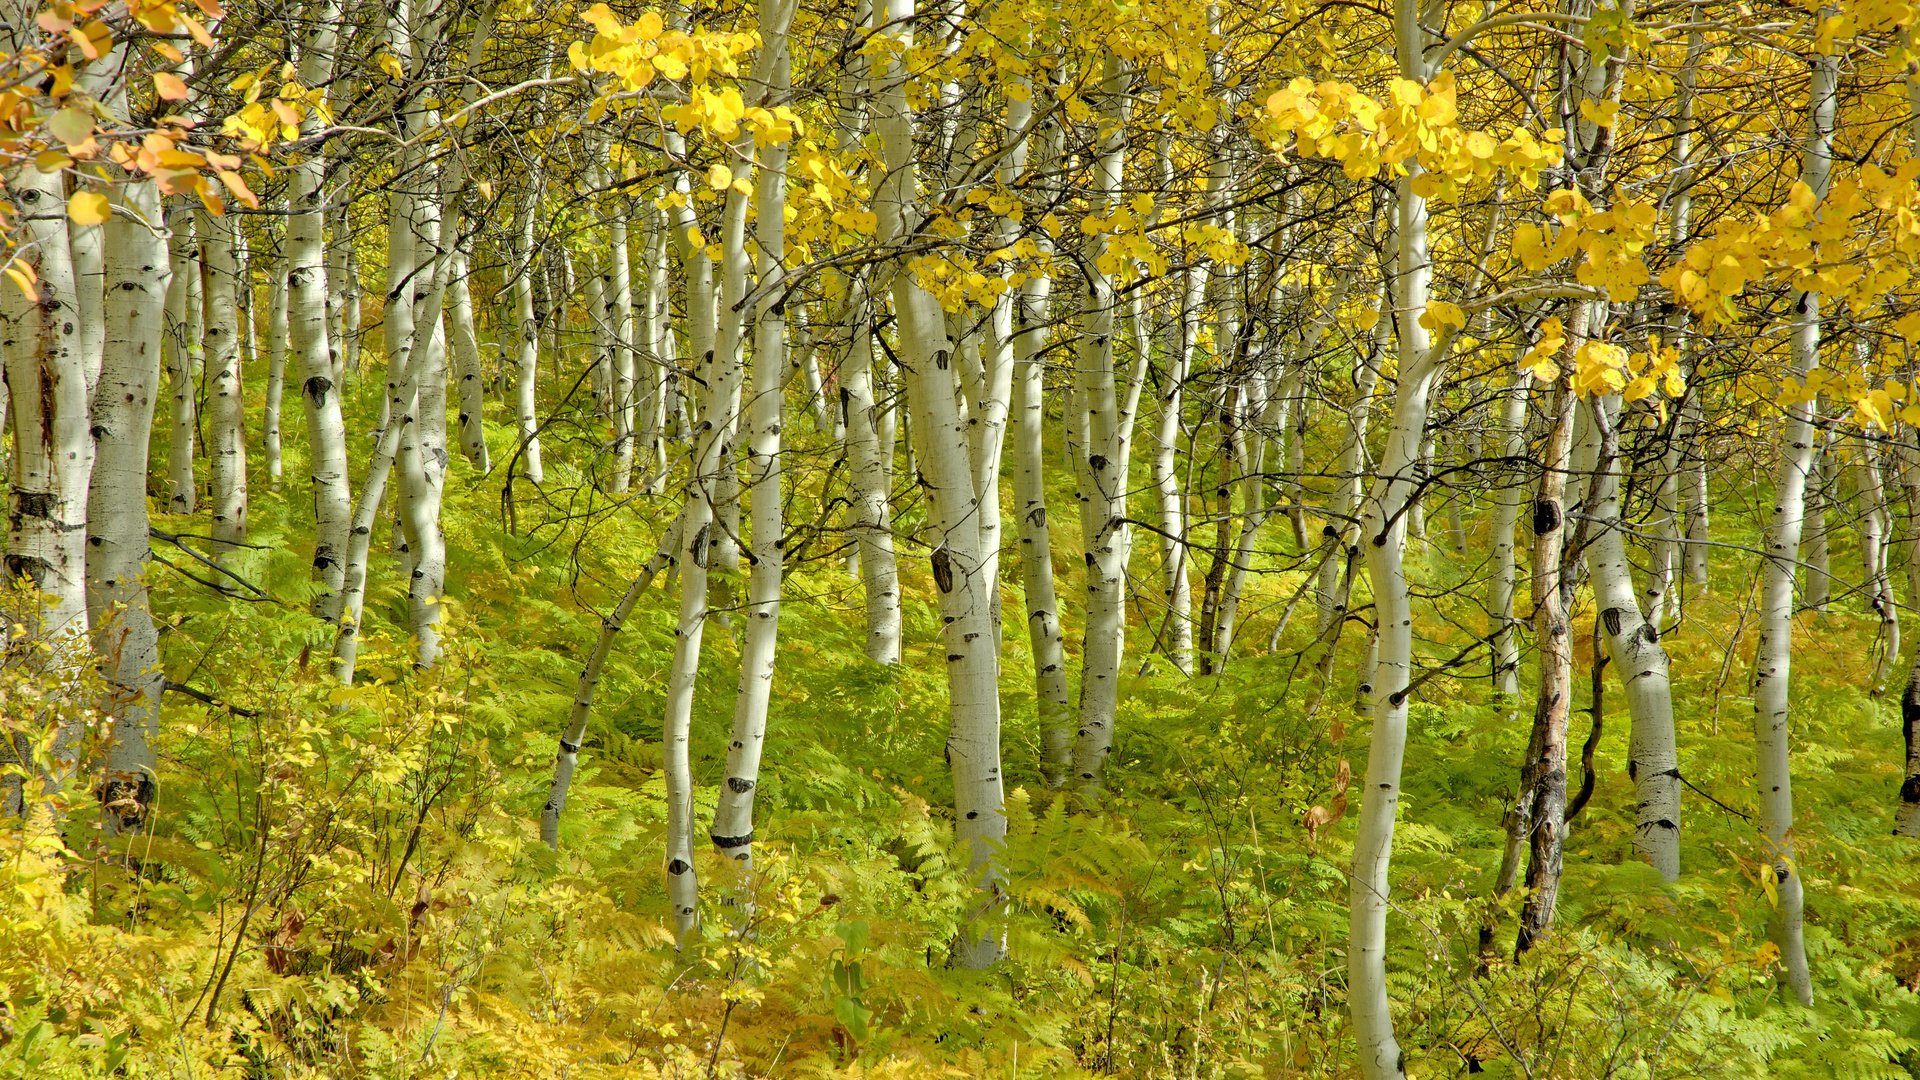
6,0,1920,1075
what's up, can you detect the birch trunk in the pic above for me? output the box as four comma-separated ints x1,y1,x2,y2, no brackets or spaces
201,212,249,554
87,131,171,832
1580,394,1681,881
875,0,1005,967
164,209,200,514
1747,42,1837,1005
1071,56,1132,798
448,244,490,471
2,163,92,808
543,518,683,847
1349,11,1444,1068
289,2,350,621
512,194,544,485
264,218,288,487
713,26,793,869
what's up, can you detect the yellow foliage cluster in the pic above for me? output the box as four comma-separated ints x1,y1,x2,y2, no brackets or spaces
1264,71,1564,195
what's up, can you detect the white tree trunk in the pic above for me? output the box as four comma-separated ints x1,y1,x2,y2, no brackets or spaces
1580,395,1681,880
164,209,200,515
875,0,1005,968
1748,44,1837,1006
448,244,490,471
512,195,544,485
289,2,350,621
264,218,288,487
714,29,793,870
543,517,683,847
1349,14,1439,1061
2,163,92,807
200,212,249,554
1070,56,1132,798
87,128,171,832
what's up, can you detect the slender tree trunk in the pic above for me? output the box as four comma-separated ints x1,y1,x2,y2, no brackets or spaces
713,29,793,870
1071,56,1133,799
289,3,350,621
164,209,200,515
448,244,490,471
543,518,683,847
1579,394,1681,881
264,218,288,487
200,212,249,555
1747,43,1837,1006
512,195,544,485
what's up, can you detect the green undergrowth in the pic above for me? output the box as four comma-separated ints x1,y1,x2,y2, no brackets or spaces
5,401,1920,1078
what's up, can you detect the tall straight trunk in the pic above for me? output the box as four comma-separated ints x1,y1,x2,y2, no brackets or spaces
1512,376,1579,951
1488,365,1532,705
840,274,903,663
642,203,671,487
875,0,1005,968
448,244,490,470
1152,262,1200,675
1071,56,1133,798
713,24,793,869
607,203,636,494
657,84,766,936
1578,393,1682,882
200,212,249,554
88,107,170,831
1012,260,1071,784
1803,442,1831,611
1748,41,1837,1006
264,218,288,487
290,2,349,621
164,209,200,515
1856,436,1899,692
1,163,92,811
1349,10,1441,1069
511,194,544,485
333,274,444,685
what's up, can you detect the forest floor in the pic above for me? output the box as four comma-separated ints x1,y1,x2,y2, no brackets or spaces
8,403,1920,1078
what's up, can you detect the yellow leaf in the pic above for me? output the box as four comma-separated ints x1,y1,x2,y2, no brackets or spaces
154,71,189,101
67,190,110,226
707,164,733,190
4,261,39,302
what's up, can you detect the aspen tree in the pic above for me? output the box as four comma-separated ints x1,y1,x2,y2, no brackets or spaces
713,0,795,869
288,1,351,621
1070,55,1133,798
873,0,1006,967
1,163,91,806
1747,29,1838,1004
87,59,171,831
163,209,199,514
201,213,248,554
